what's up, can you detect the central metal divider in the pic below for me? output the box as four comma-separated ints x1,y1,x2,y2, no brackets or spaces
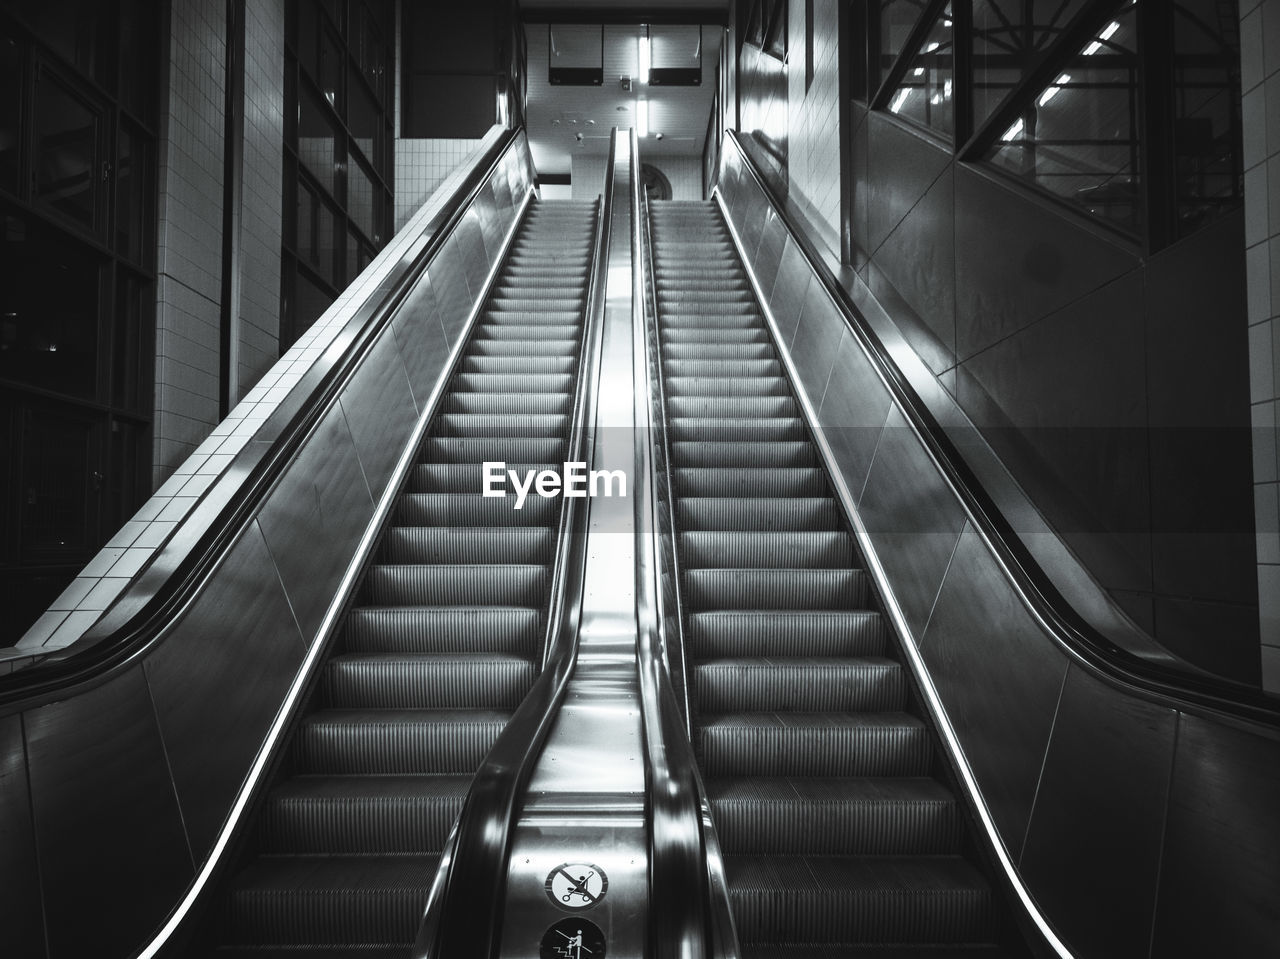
497,130,651,957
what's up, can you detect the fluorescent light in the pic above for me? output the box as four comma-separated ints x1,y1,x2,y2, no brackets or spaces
890,89,910,113
639,30,650,83
1084,21,1120,55
1038,73,1071,106
637,99,648,137
1002,118,1024,140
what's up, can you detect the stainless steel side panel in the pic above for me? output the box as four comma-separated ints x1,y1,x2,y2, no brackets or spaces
716,133,1280,958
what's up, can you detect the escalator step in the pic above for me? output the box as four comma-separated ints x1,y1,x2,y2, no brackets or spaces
694,657,903,712
467,338,580,358
423,436,567,465
674,466,824,498
293,709,510,774
707,777,962,856
725,855,995,945
451,373,574,394
668,416,804,443
662,342,775,361
662,326,770,344
664,375,791,398
409,464,561,497
664,359,781,378
459,355,576,375
670,440,816,467
683,568,869,611
343,606,542,655
223,855,440,946
666,397,797,423
480,310,583,326
687,610,887,658
437,413,568,438
660,313,763,330
699,712,930,777
364,563,547,606
381,524,553,564
323,653,536,709
395,492,558,527
442,390,572,415
257,774,471,855
677,496,841,532
680,531,853,569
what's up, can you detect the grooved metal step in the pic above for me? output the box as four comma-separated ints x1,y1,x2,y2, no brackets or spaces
651,199,1003,953
215,198,598,950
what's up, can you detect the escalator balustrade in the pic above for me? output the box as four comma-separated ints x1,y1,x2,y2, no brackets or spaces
205,199,599,955
650,200,1015,957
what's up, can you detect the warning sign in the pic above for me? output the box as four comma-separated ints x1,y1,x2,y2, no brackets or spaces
544,861,609,910
540,917,606,959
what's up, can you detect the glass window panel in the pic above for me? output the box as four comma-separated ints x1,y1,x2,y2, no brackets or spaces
297,181,339,286
19,405,97,557
115,125,152,263
886,2,954,138
356,1,386,104
878,0,931,90
319,24,344,115
971,0,1089,128
34,68,100,230
14,0,111,86
112,271,146,411
988,3,1141,233
0,32,20,195
347,65,379,166
1171,0,1242,238
347,154,376,241
298,83,338,196
0,214,101,400
297,0,319,79
295,269,334,333
347,229,362,284
117,0,156,121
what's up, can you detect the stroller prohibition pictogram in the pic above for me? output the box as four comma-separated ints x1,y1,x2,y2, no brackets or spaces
544,861,609,909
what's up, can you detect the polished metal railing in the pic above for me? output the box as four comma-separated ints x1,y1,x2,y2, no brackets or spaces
414,136,618,959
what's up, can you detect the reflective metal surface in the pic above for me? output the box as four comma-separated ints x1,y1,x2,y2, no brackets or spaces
0,131,540,959
420,138,616,959
715,128,1280,957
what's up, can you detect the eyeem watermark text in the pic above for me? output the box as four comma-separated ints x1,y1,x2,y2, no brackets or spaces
482,461,628,509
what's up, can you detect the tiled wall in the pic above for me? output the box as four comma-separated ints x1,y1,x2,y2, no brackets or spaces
394,138,484,229
1241,0,1280,691
787,0,842,244
238,0,286,398
155,0,227,485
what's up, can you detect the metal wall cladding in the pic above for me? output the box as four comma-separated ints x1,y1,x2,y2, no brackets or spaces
920,523,1069,850
1151,714,1280,956
25,667,193,959
1020,666,1178,959
0,713,44,957
718,148,1280,957
145,521,308,855
2,139,535,959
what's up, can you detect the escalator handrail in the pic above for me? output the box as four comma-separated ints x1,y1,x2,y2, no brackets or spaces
718,129,1280,726
415,136,618,959
632,133,739,959
0,128,525,713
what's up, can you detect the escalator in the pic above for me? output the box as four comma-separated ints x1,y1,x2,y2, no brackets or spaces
648,200,1016,956
205,198,599,954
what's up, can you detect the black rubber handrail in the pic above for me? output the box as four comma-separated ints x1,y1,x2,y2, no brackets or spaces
414,134,618,959
0,130,523,713
721,129,1280,728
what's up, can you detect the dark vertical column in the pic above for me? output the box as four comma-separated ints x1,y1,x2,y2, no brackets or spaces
220,0,246,417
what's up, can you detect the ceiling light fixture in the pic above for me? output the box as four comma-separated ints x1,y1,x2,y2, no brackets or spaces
638,27,651,84
637,99,649,137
